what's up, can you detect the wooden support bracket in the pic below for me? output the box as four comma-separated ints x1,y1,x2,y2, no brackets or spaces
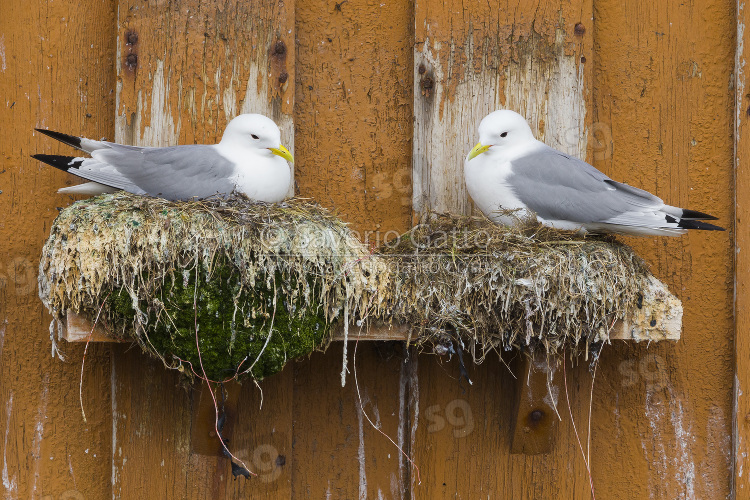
190,381,243,456
510,352,561,454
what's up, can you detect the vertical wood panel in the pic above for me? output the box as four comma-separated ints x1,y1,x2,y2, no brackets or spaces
291,343,413,498
591,1,735,498
294,0,414,237
292,0,415,495
410,1,595,498
0,0,116,498
735,0,750,496
116,0,294,151
112,1,295,497
111,350,292,498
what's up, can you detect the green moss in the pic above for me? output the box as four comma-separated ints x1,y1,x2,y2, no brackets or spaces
108,262,328,381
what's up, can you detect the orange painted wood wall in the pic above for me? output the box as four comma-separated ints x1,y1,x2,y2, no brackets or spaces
0,0,738,498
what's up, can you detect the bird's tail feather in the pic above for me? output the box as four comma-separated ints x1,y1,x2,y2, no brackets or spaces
35,128,108,153
675,219,725,231
35,129,85,151
663,214,725,231
663,205,720,221
32,154,83,172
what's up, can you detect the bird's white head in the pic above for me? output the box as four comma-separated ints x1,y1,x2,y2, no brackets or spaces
220,113,294,163
467,110,536,161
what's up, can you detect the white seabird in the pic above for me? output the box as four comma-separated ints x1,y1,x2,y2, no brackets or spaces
464,110,723,236
33,113,293,202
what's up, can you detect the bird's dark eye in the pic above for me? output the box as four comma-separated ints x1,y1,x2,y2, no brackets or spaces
251,134,259,140
500,132,508,138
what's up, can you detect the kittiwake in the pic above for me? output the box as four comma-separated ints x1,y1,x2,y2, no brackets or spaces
464,110,724,236
33,113,293,202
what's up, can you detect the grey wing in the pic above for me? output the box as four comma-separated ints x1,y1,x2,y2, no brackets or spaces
508,146,664,224
91,144,237,200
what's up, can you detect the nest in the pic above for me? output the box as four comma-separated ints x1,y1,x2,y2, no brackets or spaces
377,212,650,362
39,193,385,380
39,194,653,381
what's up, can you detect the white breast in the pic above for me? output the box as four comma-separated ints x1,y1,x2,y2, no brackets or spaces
215,145,291,203
464,152,527,225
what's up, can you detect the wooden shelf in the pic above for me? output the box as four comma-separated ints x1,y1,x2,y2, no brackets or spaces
60,274,683,344
62,310,681,343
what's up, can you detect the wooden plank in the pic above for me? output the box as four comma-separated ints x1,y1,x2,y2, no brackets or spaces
111,346,294,497
0,0,117,498
294,0,414,239
589,1,735,499
112,0,295,497
190,381,243,457
64,294,683,344
290,342,413,498
735,0,750,496
410,0,605,497
292,0,415,496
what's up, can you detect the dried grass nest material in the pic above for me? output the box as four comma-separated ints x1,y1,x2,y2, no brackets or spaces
39,193,653,381
378,212,651,362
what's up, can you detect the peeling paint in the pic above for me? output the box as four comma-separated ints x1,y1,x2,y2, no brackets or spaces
356,391,368,500
395,357,408,500
671,400,696,498
116,60,180,147
0,318,6,356
239,61,294,197
642,385,698,499
2,393,16,498
412,38,500,215
0,35,5,72
505,30,587,158
30,375,49,499
408,355,419,491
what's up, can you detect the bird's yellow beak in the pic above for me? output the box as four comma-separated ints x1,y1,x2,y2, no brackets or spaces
467,142,491,161
269,144,294,163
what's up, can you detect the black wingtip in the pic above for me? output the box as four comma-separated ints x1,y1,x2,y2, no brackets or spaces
35,128,83,151
32,154,82,173
678,219,725,231
680,208,719,221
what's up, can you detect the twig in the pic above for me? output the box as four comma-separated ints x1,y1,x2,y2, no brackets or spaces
563,349,596,500
352,320,421,485
79,292,111,423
